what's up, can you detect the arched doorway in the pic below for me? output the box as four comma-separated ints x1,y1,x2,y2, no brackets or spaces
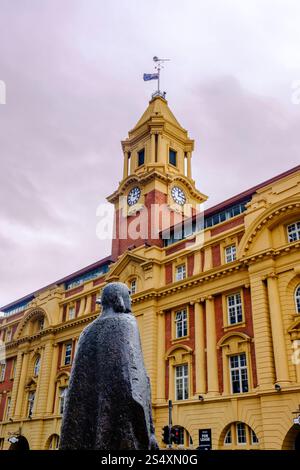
282,425,300,450
8,435,30,450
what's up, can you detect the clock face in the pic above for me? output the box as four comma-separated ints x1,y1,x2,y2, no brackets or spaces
127,187,141,206
171,186,186,205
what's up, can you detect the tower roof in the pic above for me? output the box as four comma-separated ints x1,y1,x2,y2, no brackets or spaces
130,95,186,134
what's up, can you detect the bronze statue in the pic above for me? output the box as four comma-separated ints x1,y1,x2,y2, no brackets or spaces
59,282,159,450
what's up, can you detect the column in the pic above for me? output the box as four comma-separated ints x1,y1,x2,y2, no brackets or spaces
78,296,86,316
194,301,206,395
14,351,30,418
46,343,59,414
83,295,92,315
36,340,54,415
156,311,166,403
10,350,23,416
266,273,290,385
123,151,129,178
157,133,163,163
187,152,192,178
205,296,219,395
150,133,155,163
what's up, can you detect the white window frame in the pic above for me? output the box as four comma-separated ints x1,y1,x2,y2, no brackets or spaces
33,356,41,377
225,244,236,263
64,343,72,366
0,361,6,382
175,264,186,282
175,364,189,401
68,306,75,320
130,279,137,295
59,387,68,415
227,292,243,325
5,396,11,420
230,353,249,394
236,422,247,445
295,285,300,314
287,221,300,243
224,428,232,445
175,309,188,338
28,391,35,418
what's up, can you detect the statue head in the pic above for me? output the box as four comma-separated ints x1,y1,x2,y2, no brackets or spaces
100,282,132,314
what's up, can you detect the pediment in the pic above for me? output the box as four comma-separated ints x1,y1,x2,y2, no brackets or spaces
106,252,148,282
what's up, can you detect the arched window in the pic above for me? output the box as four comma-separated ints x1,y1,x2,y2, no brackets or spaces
33,355,41,377
47,434,60,450
295,286,300,314
221,422,259,449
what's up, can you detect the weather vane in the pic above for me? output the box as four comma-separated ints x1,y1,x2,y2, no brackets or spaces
143,56,170,99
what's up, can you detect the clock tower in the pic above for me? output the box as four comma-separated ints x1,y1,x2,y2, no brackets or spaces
107,94,207,259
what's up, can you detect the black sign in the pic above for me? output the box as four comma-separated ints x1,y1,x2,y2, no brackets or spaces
198,429,212,450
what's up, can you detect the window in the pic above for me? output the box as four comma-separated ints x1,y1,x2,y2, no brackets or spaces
38,317,44,331
68,306,75,320
175,309,188,338
251,429,259,444
5,396,11,420
130,279,137,295
287,221,300,242
59,387,68,415
295,286,300,314
225,245,236,263
224,429,232,445
33,356,41,377
28,391,35,418
169,149,177,166
227,292,243,325
137,148,145,167
64,343,72,366
0,361,6,382
236,423,246,444
175,364,188,400
175,264,186,282
230,353,248,394
48,434,60,450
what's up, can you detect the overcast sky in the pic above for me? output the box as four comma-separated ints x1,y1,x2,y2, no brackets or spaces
1,0,300,306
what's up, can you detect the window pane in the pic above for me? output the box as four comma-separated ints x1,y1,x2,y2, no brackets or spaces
169,149,177,166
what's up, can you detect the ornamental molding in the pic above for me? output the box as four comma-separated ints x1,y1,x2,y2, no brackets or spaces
238,197,300,258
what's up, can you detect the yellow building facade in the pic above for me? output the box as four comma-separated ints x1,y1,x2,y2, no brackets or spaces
0,94,300,450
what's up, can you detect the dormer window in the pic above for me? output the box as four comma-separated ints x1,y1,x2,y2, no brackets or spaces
169,149,177,166
138,148,145,167
287,221,300,242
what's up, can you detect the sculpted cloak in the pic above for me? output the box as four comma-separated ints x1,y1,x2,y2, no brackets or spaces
59,282,159,450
